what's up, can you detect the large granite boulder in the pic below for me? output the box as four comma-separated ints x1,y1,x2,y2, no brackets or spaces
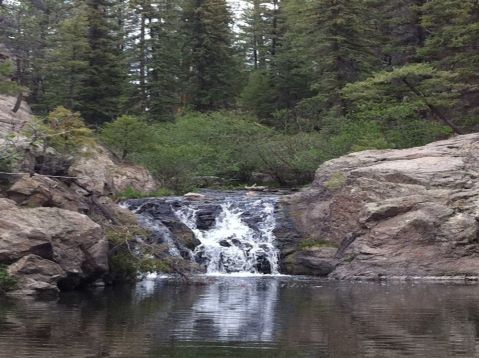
7,254,66,297
279,134,479,279
69,145,157,195
0,199,108,295
7,175,89,212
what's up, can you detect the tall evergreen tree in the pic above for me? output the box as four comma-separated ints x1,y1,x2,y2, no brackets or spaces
182,0,239,111
284,0,381,118
43,2,90,112
79,0,127,125
238,0,272,70
378,0,426,66
420,0,479,128
148,0,185,120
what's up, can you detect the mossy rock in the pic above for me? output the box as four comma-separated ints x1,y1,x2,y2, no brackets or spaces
324,172,347,191
0,266,17,294
298,238,337,250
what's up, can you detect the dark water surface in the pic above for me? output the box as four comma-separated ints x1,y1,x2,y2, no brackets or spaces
1,276,479,358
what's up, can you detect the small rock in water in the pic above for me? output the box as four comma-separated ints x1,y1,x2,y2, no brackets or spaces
256,254,272,274
219,240,232,247
184,192,206,201
244,184,267,191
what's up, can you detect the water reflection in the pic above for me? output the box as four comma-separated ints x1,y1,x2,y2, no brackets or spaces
0,277,479,357
172,278,279,342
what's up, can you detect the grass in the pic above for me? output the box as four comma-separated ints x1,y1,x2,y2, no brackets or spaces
0,265,17,294
115,186,176,200
324,172,347,191
298,238,337,250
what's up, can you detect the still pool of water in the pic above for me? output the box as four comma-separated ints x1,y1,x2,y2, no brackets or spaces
1,276,479,358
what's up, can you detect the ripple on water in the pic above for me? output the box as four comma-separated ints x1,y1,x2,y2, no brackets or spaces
1,277,479,357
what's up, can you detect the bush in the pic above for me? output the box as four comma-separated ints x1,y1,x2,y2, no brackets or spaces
0,266,17,294
137,112,274,190
122,110,448,191
0,61,22,96
254,131,325,185
138,111,338,188
100,115,155,161
42,106,94,154
115,186,175,200
240,70,278,119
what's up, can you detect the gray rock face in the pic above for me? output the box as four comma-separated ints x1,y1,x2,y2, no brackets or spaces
279,134,479,279
69,145,157,195
8,255,66,297
0,199,108,295
0,95,32,137
7,175,89,213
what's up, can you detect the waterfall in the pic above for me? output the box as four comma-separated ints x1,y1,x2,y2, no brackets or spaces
124,192,281,275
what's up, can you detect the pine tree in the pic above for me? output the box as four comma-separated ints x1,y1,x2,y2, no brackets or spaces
378,0,426,66
79,0,127,125
43,2,91,112
420,0,479,128
284,0,381,117
238,0,272,70
124,0,153,113
240,0,313,124
182,0,239,111
148,0,185,120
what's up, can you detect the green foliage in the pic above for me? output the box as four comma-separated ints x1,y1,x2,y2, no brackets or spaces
324,172,347,191
0,266,17,294
106,224,175,282
115,186,175,200
146,0,185,120
78,0,127,124
283,0,381,118
40,106,94,155
240,70,278,118
138,112,273,190
0,133,23,172
253,131,325,185
182,0,240,111
42,3,90,112
100,115,154,161
134,111,327,189
0,62,22,96
107,224,155,282
419,0,479,126
343,64,459,140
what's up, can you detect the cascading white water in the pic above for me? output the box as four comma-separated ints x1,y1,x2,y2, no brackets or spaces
174,197,280,275
123,192,281,275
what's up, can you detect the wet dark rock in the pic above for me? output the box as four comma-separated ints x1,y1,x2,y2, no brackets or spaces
125,192,282,275
231,239,242,247
283,248,338,277
219,240,231,248
196,205,221,230
255,254,272,274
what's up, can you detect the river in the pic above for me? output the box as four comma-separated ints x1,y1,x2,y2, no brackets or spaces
1,276,479,357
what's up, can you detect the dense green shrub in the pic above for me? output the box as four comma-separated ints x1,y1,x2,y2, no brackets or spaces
102,110,452,191
100,115,155,161
42,106,94,154
136,112,274,190
115,187,174,200
0,266,17,294
0,62,22,96
137,111,334,188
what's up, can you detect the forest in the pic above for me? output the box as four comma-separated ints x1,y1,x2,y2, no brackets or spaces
1,0,478,191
